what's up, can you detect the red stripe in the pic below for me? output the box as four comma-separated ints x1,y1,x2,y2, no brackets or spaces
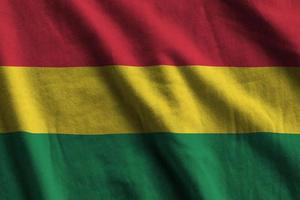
0,0,300,67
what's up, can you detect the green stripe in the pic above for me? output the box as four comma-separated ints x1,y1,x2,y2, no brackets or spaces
1,132,300,200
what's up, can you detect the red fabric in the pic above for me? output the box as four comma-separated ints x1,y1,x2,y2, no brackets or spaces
0,0,299,66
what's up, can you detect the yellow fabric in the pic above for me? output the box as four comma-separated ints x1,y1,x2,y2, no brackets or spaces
0,66,299,134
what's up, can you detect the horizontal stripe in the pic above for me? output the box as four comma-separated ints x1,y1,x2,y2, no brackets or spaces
1,132,300,199
0,65,299,134
0,1,299,66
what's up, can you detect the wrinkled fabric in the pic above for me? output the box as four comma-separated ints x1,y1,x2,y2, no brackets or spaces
0,1,300,200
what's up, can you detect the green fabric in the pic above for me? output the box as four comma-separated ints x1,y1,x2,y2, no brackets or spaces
1,132,300,200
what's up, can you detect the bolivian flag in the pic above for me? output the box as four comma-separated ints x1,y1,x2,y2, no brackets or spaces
1,1,300,200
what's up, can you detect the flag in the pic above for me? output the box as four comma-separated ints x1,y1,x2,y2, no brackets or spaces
0,1,300,199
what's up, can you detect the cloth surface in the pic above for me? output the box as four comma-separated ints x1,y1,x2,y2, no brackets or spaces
0,1,300,199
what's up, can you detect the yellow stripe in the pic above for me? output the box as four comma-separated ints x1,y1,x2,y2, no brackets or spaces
0,66,299,134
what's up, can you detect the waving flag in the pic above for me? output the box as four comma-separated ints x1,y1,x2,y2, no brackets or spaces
0,1,300,199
